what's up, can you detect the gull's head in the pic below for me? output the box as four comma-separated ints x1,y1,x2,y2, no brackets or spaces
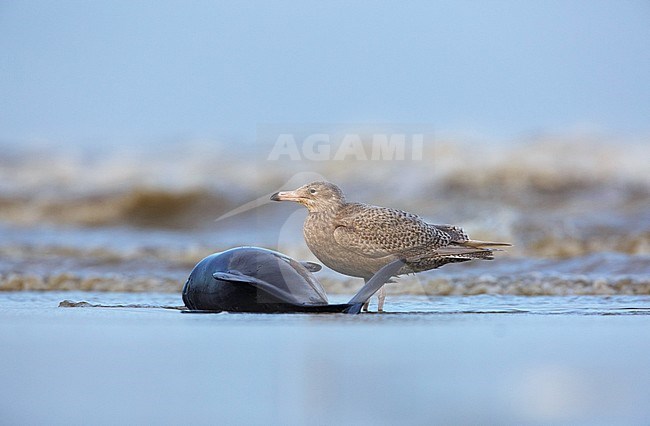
270,181,345,212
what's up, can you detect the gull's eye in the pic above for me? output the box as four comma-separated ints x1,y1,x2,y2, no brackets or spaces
309,188,317,194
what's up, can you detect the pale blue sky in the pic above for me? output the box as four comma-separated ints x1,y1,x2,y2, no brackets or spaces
1,0,649,144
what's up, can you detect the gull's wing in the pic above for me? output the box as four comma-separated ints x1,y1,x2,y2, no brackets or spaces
333,203,450,258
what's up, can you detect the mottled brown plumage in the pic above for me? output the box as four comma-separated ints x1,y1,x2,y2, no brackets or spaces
271,181,509,311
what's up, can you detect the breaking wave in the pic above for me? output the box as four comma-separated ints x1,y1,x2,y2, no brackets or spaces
1,135,648,256
1,133,649,295
0,188,234,229
3,268,648,296
1,243,648,295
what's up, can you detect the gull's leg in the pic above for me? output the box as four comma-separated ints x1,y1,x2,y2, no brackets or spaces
377,285,386,312
362,278,370,312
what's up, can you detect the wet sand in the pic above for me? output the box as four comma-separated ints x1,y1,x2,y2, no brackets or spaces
2,293,650,425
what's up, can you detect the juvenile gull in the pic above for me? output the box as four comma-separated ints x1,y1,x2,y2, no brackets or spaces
271,181,510,311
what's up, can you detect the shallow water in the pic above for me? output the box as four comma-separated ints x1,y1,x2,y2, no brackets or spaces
4,292,650,316
2,292,650,425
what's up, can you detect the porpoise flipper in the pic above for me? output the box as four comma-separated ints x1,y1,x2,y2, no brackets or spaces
212,271,310,306
212,271,255,283
346,259,405,308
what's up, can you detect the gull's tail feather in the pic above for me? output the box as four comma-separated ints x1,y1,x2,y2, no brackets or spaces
434,246,498,257
435,240,511,262
457,240,512,249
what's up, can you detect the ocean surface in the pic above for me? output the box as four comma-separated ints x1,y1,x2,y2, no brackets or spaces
1,133,648,298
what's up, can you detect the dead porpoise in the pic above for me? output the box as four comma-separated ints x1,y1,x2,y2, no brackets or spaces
182,247,402,314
